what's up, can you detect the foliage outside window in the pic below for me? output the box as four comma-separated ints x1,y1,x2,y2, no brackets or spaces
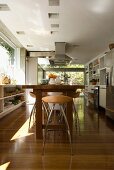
46,71,84,85
44,64,84,69
0,37,16,84
45,64,84,85
0,37,15,65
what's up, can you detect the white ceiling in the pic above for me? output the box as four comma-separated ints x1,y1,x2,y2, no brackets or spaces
0,0,114,64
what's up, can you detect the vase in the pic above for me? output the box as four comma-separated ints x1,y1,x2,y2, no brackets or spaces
55,76,61,84
49,78,56,84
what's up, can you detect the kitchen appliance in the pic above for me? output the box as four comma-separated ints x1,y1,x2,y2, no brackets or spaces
94,86,99,109
106,66,114,119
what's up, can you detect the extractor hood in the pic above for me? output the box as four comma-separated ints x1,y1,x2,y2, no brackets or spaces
52,42,72,66
27,42,72,66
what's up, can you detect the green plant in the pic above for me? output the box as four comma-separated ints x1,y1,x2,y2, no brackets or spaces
12,96,20,105
0,43,14,64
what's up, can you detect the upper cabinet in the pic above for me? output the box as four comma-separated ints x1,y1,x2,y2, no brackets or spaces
99,56,105,69
99,55,108,85
104,50,112,68
100,49,114,69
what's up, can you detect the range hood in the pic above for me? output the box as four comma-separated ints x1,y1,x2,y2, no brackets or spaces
52,42,72,65
27,42,72,66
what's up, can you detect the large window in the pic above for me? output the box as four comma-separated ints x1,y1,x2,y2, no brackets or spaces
64,72,84,85
46,70,84,85
0,36,16,84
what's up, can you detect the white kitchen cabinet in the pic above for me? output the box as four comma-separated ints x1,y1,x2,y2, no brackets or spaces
0,85,25,119
99,87,106,108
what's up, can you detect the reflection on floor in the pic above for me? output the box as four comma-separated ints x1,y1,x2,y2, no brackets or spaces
0,97,114,169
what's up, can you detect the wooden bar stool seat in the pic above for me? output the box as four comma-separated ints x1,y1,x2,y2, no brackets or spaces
42,95,72,104
42,95,73,155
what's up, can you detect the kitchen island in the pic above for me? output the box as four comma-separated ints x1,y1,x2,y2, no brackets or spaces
22,84,85,139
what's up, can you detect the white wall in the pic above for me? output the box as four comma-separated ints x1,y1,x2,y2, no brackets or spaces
26,57,38,85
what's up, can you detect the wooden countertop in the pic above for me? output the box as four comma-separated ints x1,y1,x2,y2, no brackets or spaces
22,84,85,90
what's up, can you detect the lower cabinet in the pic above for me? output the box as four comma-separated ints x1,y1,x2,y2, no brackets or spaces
0,85,25,119
99,87,106,108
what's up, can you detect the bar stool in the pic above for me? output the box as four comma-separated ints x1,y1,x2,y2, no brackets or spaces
42,95,73,155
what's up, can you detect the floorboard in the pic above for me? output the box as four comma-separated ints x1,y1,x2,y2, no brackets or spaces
0,97,114,169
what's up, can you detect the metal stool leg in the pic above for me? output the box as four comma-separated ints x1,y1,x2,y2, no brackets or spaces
42,104,55,155
42,101,50,118
60,105,72,155
29,101,50,132
28,103,36,131
31,104,36,122
73,100,80,134
42,95,73,155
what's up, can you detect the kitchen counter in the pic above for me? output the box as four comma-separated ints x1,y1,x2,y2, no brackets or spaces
22,84,85,139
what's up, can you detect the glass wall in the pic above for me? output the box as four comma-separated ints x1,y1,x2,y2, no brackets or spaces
46,71,84,85
0,36,17,84
65,72,84,85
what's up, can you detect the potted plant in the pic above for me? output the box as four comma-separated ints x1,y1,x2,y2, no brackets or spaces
48,73,57,84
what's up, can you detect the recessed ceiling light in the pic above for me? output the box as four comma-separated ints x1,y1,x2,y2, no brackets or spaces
50,31,58,34
16,31,25,35
51,24,59,28
0,4,10,11
27,45,33,47
48,13,59,19
49,0,59,6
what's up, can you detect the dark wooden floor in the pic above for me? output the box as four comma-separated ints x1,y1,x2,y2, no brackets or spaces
1,97,114,169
